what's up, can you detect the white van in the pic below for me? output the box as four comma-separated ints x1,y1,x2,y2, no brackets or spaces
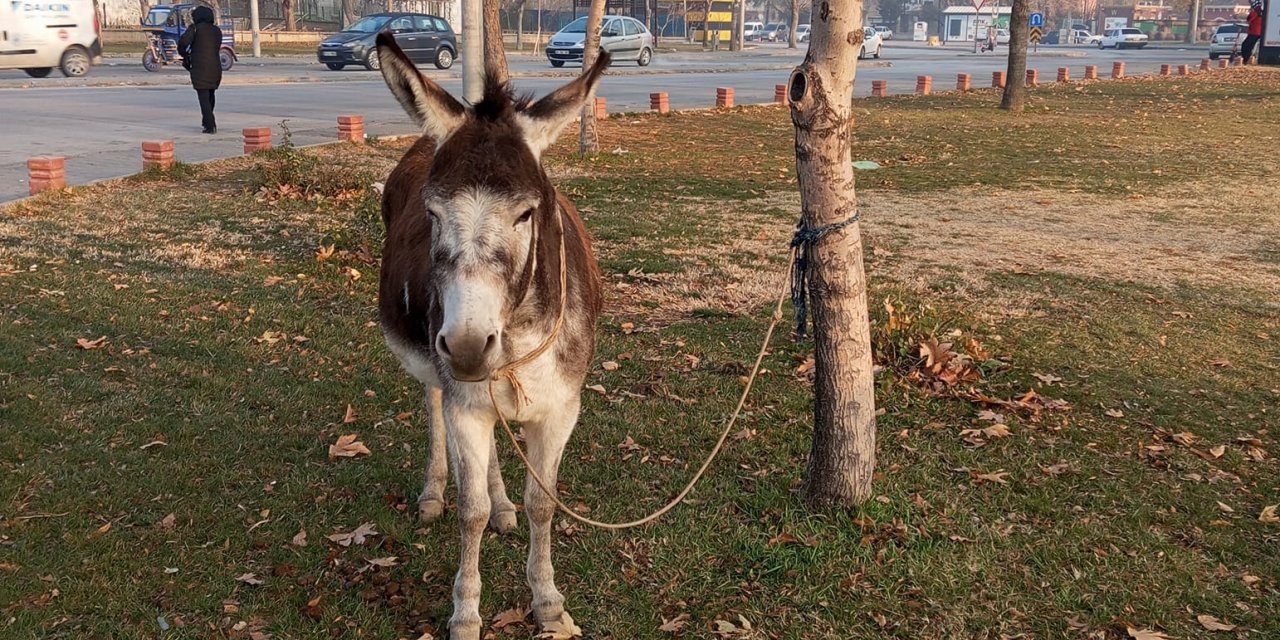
0,0,104,77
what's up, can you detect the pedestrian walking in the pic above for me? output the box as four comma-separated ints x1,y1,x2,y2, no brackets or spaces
1241,0,1264,65
179,5,223,133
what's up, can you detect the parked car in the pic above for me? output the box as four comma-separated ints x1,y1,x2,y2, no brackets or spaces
873,25,894,40
793,24,811,43
1041,30,1061,44
0,0,102,78
762,23,788,42
859,26,883,59
1071,29,1102,44
743,21,765,41
546,15,654,67
1208,24,1246,59
317,13,456,70
1099,27,1148,49
995,28,1011,45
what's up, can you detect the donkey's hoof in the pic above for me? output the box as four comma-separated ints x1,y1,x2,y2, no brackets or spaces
533,595,567,625
417,497,445,522
489,507,518,534
448,618,482,640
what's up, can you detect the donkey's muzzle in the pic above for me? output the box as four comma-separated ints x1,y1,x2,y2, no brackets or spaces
437,330,499,381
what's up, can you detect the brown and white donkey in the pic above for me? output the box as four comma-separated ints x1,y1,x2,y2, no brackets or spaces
374,32,607,639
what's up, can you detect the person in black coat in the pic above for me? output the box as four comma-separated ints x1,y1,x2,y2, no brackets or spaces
179,5,223,134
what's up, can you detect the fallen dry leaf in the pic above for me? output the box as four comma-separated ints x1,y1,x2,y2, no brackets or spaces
291,529,307,547
585,384,607,396
236,573,264,586
415,632,435,640
1209,445,1226,459
1126,628,1174,640
1041,463,1071,477
1105,408,1125,418
0,562,17,572
1196,614,1236,632
601,361,619,371
326,522,378,547
342,404,357,424
76,336,108,350
961,424,1012,439
1216,501,1234,514
538,611,582,639
315,245,336,262
1032,372,1062,385
1259,505,1279,524
975,470,1010,485
491,607,528,630
328,433,371,459
159,513,176,529
659,613,690,633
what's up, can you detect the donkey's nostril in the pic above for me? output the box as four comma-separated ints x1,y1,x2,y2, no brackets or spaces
483,333,497,354
436,334,452,357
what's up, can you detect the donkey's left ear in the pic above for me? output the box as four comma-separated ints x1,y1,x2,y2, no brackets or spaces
515,52,611,158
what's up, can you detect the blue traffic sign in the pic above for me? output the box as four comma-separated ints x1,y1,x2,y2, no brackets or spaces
1029,12,1045,27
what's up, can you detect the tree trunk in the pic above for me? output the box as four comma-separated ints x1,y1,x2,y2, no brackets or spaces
1001,0,1031,112
483,0,509,84
341,0,358,28
731,0,744,51
789,0,876,507
578,0,606,156
788,0,799,49
1186,0,1200,44
284,0,296,31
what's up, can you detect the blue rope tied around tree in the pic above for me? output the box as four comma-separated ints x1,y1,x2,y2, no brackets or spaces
789,210,861,338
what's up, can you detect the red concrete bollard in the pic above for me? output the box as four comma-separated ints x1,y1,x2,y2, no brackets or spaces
594,97,607,120
141,140,175,171
1201,58,1211,71
956,73,971,91
242,127,272,154
1178,64,1190,76
715,87,734,108
774,84,789,105
1057,67,1070,82
1160,64,1172,76
1232,55,1243,66
337,115,365,143
1084,65,1098,80
27,156,66,196
1111,61,1125,79
915,75,932,95
1220,58,1230,69
992,71,1006,88
871,80,888,97
1025,69,1039,87
649,92,669,114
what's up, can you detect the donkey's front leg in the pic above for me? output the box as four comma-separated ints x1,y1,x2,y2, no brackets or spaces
523,397,580,626
487,436,519,533
417,385,448,522
446,404,495,640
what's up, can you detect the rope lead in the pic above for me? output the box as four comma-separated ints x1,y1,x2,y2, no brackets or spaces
789,210,862,338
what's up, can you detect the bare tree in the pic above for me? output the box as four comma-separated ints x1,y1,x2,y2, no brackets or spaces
284,0,296,31
789,0,876,506
484,0,509,83
512,0,530,49
788,0,799,49
578,0,607,156
1001,0,1030,112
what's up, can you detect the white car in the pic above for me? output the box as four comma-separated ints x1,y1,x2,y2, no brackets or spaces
793,24,811,43
995,28,1011,45
1071,29,1102,45
874,26,894,40
859,27,882,59
743,21,765,41
0,0,103,77
1099,27,1148,49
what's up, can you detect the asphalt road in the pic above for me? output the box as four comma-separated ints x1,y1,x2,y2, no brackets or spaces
1,42,1214,203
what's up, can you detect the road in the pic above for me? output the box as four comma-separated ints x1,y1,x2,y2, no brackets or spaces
1,42,1213,203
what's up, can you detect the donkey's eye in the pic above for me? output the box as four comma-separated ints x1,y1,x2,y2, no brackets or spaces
516,208,534,225
425,208,440,222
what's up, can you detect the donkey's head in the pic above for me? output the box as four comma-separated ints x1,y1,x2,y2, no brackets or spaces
377,33,607,381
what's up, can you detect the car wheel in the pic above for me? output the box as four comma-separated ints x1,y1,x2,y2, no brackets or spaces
858,45,866,60
59,46,90,78
24,67,53,78
365,49,380,71
550,59,564,68
434,47,454,69
142,49,160,72
325,62,345,70
219,48,234,71
874,45,881,59
1098,41,1104,49
637,47,652,66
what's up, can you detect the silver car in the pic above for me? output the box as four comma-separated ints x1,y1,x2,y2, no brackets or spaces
546,16,654,67
1208,24,1246,59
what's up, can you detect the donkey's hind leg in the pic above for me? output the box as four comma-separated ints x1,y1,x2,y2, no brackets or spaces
487,436,518,533
418,385,448,521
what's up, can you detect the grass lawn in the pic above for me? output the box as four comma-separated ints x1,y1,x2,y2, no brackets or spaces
2,68,1279,639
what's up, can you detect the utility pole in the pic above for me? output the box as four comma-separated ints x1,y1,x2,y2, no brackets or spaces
1187,0,1200,44
249,0,261,58
461,0,484,102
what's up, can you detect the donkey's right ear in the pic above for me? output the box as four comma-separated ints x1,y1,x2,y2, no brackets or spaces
377,31,467,142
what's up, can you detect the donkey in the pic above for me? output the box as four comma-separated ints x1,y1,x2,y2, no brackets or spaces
374,33,606,639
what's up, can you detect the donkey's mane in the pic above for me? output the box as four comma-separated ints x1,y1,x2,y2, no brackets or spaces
473,77,537,122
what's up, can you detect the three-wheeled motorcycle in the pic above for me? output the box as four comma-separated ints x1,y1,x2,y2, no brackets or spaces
141,4,236,72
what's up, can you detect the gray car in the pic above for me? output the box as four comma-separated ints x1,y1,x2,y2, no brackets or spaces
546,16,654,67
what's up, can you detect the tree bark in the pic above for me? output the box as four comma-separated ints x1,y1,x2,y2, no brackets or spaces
788,0,799,49
483,0,509,84
284,0,296,31
790,0,876,508
578,0,606,156
1001,0,1031,112
1186,0,1200,44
